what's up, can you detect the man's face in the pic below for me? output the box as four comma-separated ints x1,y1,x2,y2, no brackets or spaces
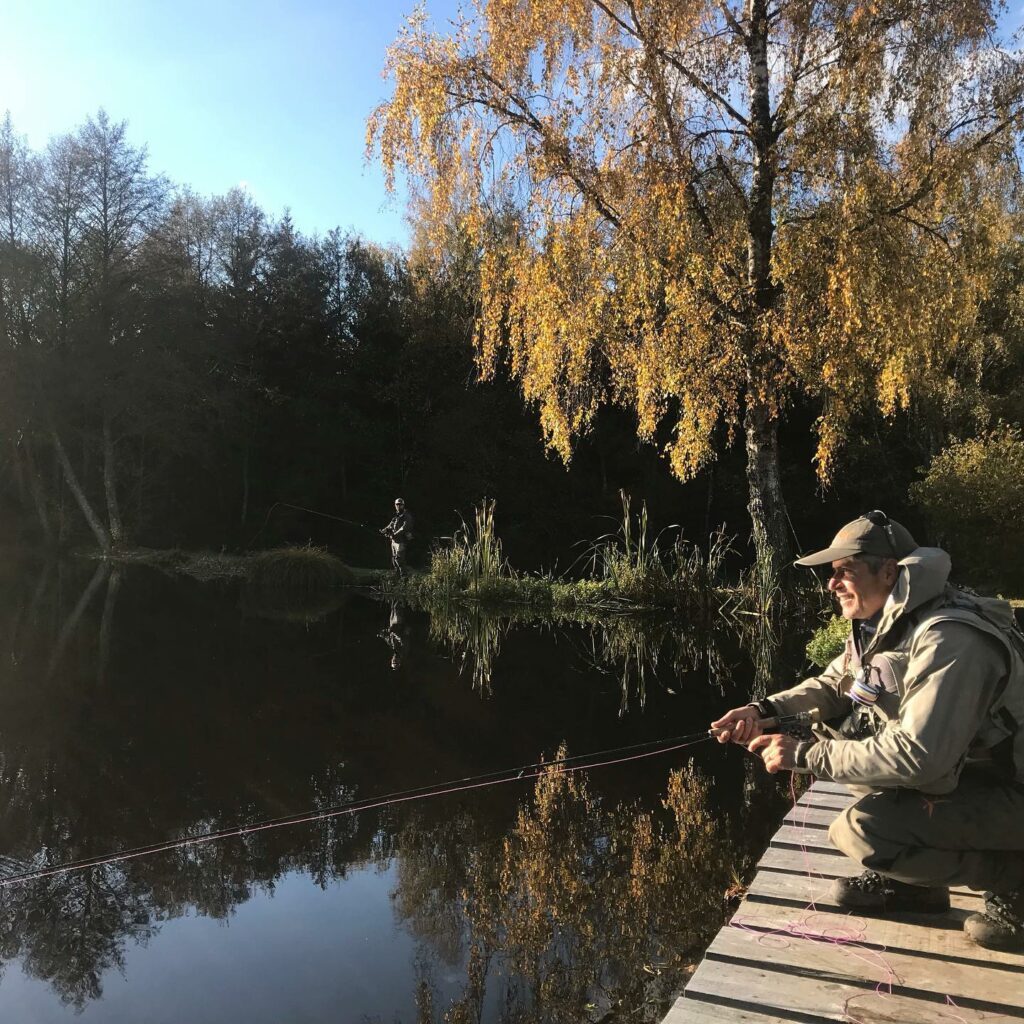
828,557,897,621
395,501,403,512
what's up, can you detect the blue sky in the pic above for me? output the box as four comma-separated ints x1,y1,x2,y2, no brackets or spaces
4,2,1022,247
1,0,460,245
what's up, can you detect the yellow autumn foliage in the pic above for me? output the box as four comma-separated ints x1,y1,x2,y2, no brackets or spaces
369,0,1024,546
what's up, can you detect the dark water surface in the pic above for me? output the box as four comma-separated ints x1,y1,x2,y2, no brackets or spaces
0,556,788,1023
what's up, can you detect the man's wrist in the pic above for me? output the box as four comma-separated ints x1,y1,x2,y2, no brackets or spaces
748,699,775,719
793,741,813,771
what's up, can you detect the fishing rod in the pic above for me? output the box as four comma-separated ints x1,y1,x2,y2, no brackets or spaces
710,711,817,737
247,501,377,546
0,731,722,890
0,713,817,890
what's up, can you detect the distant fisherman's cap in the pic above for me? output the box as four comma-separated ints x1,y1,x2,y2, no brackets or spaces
794,510,917,567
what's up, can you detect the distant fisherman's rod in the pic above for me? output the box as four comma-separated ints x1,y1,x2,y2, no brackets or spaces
248,501,376,546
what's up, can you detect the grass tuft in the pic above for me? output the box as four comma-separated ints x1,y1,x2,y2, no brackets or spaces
248,545,356,591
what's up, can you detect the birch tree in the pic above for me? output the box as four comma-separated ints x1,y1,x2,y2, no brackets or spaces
370,0,1024,571
76,111,166,544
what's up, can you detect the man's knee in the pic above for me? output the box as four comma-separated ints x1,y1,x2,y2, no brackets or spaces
829,792,903,869
829,804,868,863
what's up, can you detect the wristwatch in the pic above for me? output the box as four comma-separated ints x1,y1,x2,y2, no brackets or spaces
793,741,813,770
748,699,775,719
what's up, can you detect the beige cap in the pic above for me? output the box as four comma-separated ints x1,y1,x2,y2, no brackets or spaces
794,511,917,567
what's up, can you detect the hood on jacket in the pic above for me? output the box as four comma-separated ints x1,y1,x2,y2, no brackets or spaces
876,547,951,638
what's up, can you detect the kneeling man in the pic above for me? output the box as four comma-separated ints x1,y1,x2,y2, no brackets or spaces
713,512,1024,950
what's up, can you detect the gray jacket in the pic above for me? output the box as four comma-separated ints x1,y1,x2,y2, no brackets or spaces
769,548,1020,794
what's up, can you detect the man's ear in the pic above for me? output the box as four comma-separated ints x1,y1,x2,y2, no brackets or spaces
884,558,900,585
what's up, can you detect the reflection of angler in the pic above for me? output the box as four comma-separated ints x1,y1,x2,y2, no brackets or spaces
378,603,410,670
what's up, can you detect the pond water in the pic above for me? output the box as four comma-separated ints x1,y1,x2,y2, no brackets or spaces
0,556,795,1023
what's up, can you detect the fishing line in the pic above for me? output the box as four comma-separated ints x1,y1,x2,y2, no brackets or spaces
726,772,964,1024
247,501,376,547
0,731,716,890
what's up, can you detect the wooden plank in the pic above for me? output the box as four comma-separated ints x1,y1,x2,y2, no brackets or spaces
757,846,858,879
746,868,985,913
754,849,981,900
802,781,854,801
732,899,1023,970
684,954,1023,1023
807,781,854,796
770,825,843,854
704,924,1024,1013
794,793,854,811
662,995,807,1023
666,777,1023,1024
782,806,839,829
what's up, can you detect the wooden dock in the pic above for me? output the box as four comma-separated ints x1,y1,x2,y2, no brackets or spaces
664,780,1024,1023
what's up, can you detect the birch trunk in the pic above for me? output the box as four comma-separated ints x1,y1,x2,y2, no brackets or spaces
97,568,122,687
51,429,112,551
8,439,27,508
46,561,110,680
741,0,791,574
23,440,54,544
743,397,791,579
102,414,124,544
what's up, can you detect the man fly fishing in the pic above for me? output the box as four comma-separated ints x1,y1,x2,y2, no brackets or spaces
380,498,414,576
713,511,1024,951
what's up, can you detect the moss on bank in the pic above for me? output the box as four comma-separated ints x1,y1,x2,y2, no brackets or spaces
88,545,383,587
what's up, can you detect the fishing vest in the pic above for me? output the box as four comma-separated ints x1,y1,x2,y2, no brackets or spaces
837,587,1024,784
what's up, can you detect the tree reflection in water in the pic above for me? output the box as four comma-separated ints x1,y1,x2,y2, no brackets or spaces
391,752,736,1023
0,558,763,1021
418,597,736,711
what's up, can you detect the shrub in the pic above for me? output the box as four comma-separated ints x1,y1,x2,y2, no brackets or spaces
910,423,1024,588
806,614,850,669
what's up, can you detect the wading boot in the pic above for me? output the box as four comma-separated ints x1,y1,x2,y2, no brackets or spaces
832,871,950,913
964,891,1024,951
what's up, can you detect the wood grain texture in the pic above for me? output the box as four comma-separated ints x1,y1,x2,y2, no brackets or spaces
662,780,1024,1024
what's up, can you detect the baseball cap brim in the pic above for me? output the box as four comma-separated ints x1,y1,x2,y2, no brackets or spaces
793,545,862,567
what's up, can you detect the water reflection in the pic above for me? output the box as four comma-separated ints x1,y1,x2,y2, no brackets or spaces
414,598,739,712
0,556,786,1022
380,602,412,671
397,756,736,1023
425,600,507,694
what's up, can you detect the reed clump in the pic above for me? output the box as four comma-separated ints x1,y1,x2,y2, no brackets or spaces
582,492,730,614
387,490,834,658
248,545,356,591
390,493,733,615
396,499,554,606
418,499,505,594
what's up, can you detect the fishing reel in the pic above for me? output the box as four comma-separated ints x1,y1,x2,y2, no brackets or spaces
709,709,819,742
760,710,819,741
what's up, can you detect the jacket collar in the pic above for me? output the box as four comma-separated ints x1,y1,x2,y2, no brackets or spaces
873,547,951,645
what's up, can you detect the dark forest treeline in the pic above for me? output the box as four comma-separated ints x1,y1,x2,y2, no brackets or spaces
0,110,718,567
1,110,1021,578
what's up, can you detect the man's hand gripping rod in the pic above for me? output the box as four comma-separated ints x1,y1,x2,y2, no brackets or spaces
709,710,819,739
